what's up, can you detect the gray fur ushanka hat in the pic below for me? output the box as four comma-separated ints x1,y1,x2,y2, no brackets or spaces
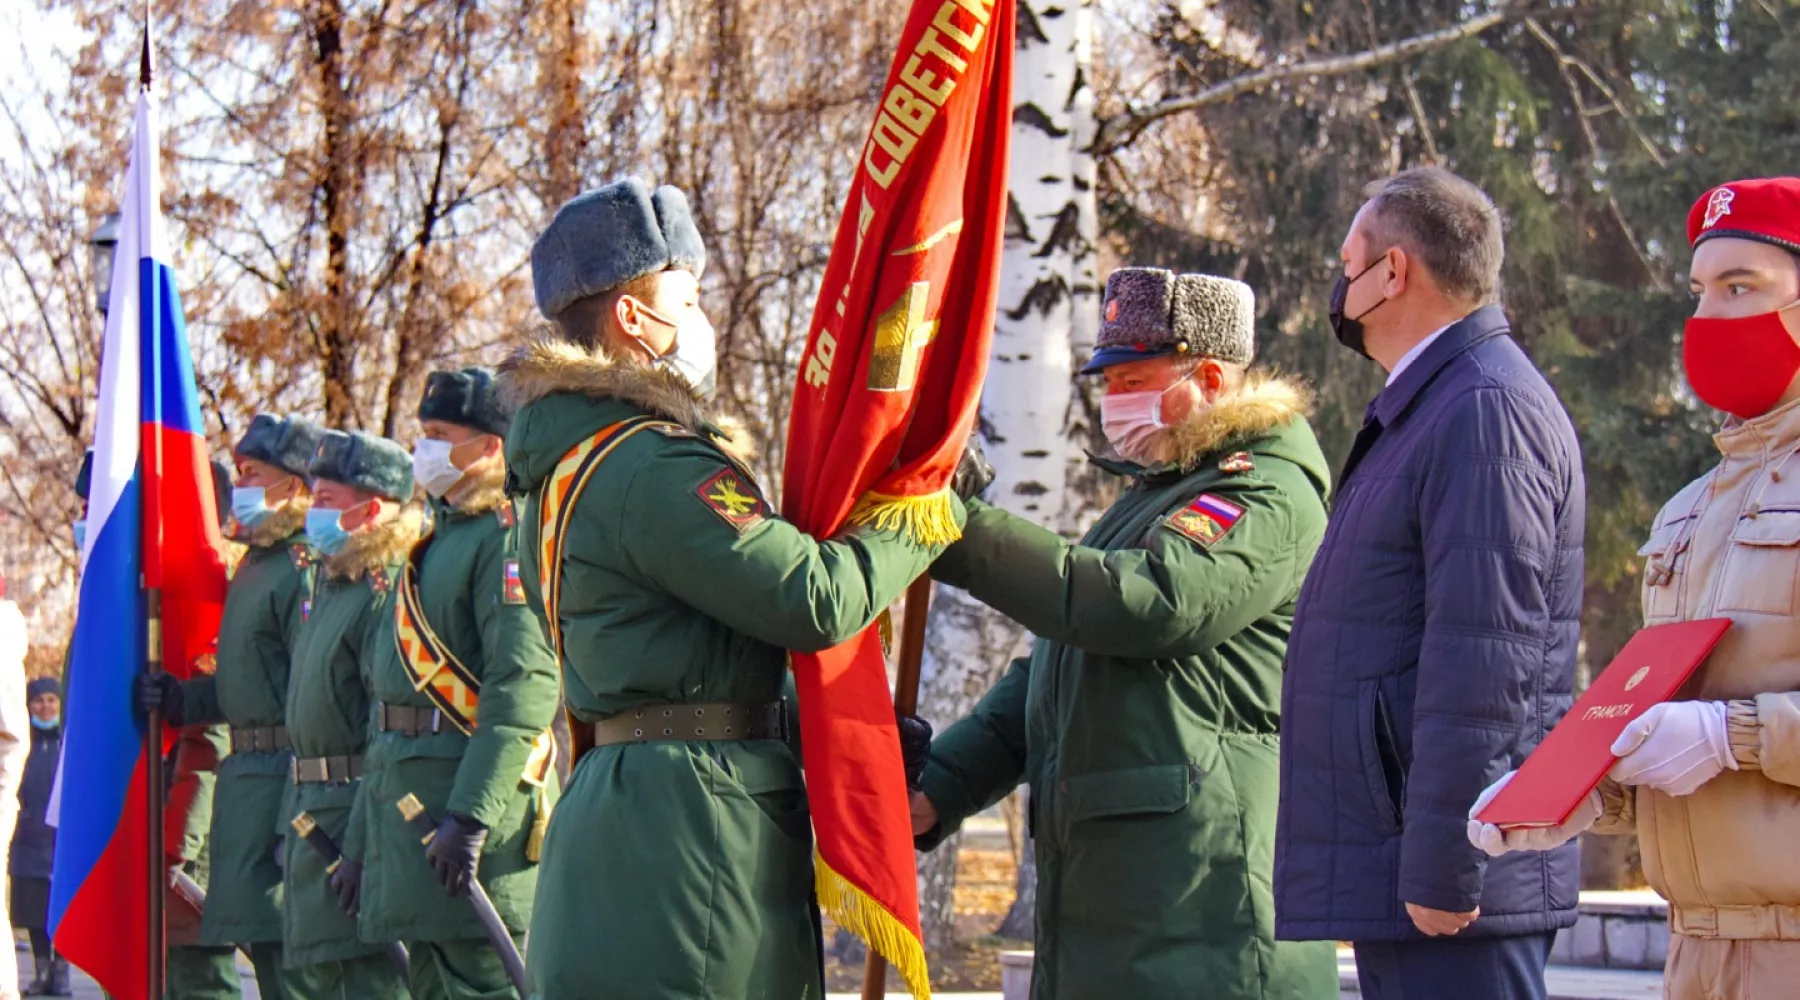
235,414,325,485
1082,268,1256,374
307,430,415,502
418,367,510,438
530,178,707,319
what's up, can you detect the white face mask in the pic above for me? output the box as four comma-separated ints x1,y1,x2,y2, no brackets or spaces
634,302,718,398
412,438,464,498
1100,372,1194,461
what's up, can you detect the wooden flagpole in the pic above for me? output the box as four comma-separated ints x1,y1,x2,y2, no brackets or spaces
861,575,935,999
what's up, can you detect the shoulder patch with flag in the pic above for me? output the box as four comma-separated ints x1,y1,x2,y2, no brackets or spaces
697,469,766,533
502,559,526,605
1166,493,1245,548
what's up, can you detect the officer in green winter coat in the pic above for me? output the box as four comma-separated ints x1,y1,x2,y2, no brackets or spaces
355,367,560,999
138,417,324,1000
910,270,1340,1000
282,431,417,999
497,177,965,1000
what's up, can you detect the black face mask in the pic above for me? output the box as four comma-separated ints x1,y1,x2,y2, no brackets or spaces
1329,253,1392,358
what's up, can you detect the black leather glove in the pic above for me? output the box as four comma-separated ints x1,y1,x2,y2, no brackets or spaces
952,435,995,502
425,812,488,897
329,858,363,916
897,713,934,789
133,672,185,726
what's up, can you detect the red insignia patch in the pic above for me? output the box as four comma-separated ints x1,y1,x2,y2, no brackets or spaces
1219,451,1255,474
495,500,517,529
1165,493,1245,549
696,470,766,533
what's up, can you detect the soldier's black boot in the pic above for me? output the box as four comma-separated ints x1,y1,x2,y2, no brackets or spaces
45,955,71,997
23,956,48,995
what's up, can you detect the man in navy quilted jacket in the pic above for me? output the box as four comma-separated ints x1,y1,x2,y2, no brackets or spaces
1275,166,1585,1000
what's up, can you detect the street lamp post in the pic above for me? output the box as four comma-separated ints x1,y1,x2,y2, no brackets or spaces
89,212,121,316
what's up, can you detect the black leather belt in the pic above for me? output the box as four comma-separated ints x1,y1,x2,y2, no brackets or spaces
291,755,363,784
591,702,783,747
377,703,460,737
229,725,290,754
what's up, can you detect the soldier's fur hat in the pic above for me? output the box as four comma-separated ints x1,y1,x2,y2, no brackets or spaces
1082,268,1256,374
531,178,707,319
418,367,510,438
210,458,233,531
307,430,415,502
236,414,325,485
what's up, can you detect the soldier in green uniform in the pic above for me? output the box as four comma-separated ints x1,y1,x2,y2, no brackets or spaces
910,270,1340,999
355,367,559,1000
497,177,966,999
163,460,247,1000
165,722,240,999
284,431,417,1000
138,419,324,1000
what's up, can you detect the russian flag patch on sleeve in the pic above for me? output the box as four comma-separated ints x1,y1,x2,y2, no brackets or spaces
1165,493,1245,548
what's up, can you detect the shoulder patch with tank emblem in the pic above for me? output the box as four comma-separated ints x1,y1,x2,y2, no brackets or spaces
1165,493,1245,549
696,469,767,533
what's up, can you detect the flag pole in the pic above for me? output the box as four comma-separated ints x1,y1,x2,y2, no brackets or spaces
862,575,934,999
145,587,165,1000
139,19,166,1000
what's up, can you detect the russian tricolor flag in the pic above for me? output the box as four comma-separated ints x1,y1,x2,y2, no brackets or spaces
49,83,228,999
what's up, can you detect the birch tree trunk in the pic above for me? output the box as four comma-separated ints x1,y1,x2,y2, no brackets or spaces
915,0,1098,953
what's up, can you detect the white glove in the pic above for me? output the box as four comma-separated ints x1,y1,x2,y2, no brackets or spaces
1609,700,1736,797
1465,770,1601,857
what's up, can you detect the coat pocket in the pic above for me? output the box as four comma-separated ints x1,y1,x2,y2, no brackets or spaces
1717,511,1800,616
1064,763,1195,823
1359,684,1405,835
1637,522,1689,622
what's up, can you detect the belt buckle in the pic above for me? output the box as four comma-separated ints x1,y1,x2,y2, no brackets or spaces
428,708,442,735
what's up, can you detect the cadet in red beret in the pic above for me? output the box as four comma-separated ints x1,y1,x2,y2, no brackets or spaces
1472,177,1800,1000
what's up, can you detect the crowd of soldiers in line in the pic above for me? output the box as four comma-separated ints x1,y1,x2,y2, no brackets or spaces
45,166,1800,1000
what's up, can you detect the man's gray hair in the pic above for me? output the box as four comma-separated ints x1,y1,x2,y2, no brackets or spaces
1362,167,1504,305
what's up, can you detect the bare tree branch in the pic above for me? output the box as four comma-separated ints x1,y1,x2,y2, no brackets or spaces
1090,4,1527,155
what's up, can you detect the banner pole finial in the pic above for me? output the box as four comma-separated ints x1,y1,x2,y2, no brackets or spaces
138,17,152,90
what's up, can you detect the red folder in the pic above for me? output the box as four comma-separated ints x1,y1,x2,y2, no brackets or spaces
1476,617,1731,829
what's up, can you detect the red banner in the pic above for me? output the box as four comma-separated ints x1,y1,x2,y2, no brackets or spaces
779,0,1013,994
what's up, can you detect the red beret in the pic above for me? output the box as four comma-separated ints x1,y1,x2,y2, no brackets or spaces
1688,177,1800,253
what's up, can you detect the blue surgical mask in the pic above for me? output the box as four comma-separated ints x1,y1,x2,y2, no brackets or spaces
73,520,86,550
304,507,352,556
232,486,274,530
30,716,58,731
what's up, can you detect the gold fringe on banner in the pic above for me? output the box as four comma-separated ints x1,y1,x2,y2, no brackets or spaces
816,854,933,1000
848,489,962,547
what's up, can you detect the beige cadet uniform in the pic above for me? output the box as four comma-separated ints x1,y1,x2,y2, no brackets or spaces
1601,394,1800,998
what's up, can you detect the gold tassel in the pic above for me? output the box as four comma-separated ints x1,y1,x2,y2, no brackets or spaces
526,784,551,863
815,854,932,1000
848,489,962,547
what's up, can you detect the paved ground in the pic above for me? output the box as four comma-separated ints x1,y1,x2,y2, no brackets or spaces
20,938,1665,1000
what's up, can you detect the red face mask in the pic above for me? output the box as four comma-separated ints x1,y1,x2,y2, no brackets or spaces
1683,303,1800,420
